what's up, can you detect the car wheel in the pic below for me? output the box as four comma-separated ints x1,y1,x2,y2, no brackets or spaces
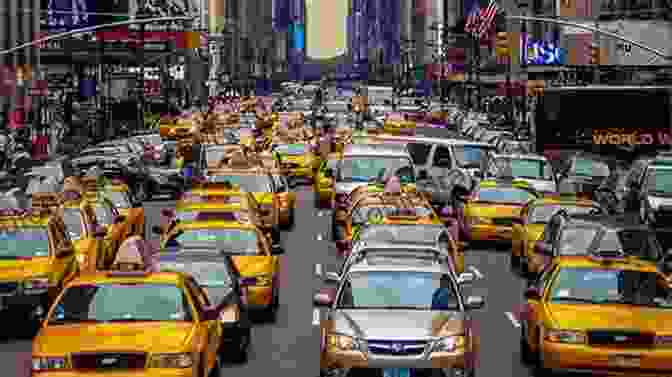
264,286,279,323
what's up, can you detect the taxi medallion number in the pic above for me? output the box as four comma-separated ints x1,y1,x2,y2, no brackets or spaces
608,355,641,368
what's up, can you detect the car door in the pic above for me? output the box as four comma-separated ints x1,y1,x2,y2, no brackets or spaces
185,278,220,371
429,145,453,180
524,264,557,352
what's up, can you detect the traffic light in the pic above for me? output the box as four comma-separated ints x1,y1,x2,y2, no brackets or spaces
590,43,600,65
496,32,509,58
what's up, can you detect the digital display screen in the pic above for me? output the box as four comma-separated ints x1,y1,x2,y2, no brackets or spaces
523,39,566,65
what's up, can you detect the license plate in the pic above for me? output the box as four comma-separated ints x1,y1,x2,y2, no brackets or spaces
383,369,410,377
609,355,640,368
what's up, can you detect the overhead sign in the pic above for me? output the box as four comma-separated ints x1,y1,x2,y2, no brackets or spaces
523,40,566,65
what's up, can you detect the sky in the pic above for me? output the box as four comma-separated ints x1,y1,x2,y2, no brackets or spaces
305,0,348,59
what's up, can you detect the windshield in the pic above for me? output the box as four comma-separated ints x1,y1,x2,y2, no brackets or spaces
528,204,601,223
274,144,308,156
359,225,442,244
645,168,672,194
93,204,115,226
0,227,50,258
476,188,536,204
549,268,670,307
62,208,84,240
105,190,132,208
338,271,459,310
572,158,610,177
496,158,553,180
167,229,259,255
340,157,414,183
48,284,193,323
207,175,270,192
157,261,234,305
452,146,490,169
352,205,434,224
557,227,600,256
596,229,661,261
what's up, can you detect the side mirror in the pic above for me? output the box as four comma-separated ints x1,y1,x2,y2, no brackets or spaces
418,170,429,180
324,168,334,178
161,209,175,218
93,225,107,238
534,241,553,256
151,225,163,235
202,305,219,321
457,272,475,285
114,215,126,224
56,245,74,258
324,271,340,283
314,288,335,307
271,245,285,255
465,296,485,310
524,287,541,300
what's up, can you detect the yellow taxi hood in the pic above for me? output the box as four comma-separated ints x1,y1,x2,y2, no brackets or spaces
254,192,274,204
73,239,96,254
466,203,522,218
547,303,672,333
0,257,52,280
33,322,196,354
526,224,545,241
232,256,276,276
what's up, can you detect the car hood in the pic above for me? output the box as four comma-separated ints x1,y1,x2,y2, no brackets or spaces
33,322,196,354
335,182,369,195
0,257,53,280
548,303,672,332
330,309,465,339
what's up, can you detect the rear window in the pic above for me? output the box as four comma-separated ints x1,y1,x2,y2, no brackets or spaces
476,188,536,204
407,143,431,165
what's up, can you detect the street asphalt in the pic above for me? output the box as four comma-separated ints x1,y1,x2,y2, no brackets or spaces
1,185,536,377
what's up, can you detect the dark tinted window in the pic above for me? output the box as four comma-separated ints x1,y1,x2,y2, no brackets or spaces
407,143,431,165
433,146,452,168
597,229,661,261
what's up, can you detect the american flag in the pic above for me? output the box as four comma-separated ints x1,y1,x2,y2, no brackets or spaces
477,0,500,38
464,2,481,35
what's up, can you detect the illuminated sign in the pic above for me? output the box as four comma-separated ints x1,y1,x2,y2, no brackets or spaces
593,128,672,146
523,40,566,65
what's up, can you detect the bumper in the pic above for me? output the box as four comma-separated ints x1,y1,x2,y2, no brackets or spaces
245,285,274,309
31,370,197,377
468,225,513,241
324,350,468,369
542,341,672,376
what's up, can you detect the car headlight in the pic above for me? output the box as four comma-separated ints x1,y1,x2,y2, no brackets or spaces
149,353,194,368
544,329,586,344
24,276,55,293
32,356,68,371
327,334,362,351
468,217,493,225
431,336,465,352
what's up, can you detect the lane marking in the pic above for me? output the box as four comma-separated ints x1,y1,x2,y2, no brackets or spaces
505,312,521,328
312,308,320,326
468,266,484,279
315,263,323,277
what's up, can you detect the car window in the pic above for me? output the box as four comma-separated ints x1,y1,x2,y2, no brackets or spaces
0,226,50,258
432,146,452,168
408,143,432,165
556,227,600,256
528,204,601,224
167,228,259,255
645,167,672,195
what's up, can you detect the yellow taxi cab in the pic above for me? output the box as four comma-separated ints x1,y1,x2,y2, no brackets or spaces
57,190,127,271
383,112,417,135
31,245,223,377
314,155,341,209
521,250,672,376
78,177,146,238
0,204,77,322
271,143,320,184
159,115,197,140
511,195,604,271
462,179,539,242
156,217,284,321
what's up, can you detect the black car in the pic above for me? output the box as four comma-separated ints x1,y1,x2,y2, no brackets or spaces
154,252,251,363
71,154,184,201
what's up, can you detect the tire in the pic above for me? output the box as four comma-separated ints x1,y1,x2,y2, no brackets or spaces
224,324,251,364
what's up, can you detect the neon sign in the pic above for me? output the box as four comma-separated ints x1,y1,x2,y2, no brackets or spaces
524,40,566,65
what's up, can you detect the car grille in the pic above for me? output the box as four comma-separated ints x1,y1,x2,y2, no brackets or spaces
587,330,654,348
367,339,427,355
0,282,18,295
71,353,147,370
492,218,516,226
